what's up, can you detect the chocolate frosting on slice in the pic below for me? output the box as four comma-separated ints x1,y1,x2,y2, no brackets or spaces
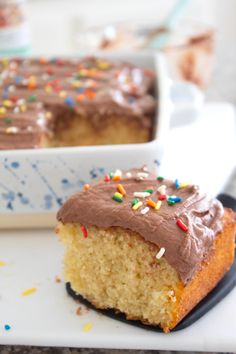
57,169,224,284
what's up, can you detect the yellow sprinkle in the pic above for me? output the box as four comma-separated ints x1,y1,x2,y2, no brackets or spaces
21,287,37,296
0,107,7,115
0,261,6,267
114,192,123,199
45,85,52,93
3,100,12,108
20,105,27,112
180,183,188,188
132,201,143,210
72,81,82,88
155,200,162,210
83,184,90,191
59,90,67,97
82,322,92,332
97,60,110,70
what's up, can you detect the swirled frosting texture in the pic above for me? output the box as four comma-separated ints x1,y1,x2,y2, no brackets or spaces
0,57,155,150
57,169,224,284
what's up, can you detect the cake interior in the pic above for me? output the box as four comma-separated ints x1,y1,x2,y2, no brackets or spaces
57,223,181,329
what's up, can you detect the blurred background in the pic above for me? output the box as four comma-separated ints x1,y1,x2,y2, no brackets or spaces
1,0,236,103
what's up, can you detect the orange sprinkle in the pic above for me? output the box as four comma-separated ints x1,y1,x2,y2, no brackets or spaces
28,77,37,90
76,94,85,102
113,175,121,181
147,199,156,208
39,57,47,64
83,184,90,191
116,184,126,196
85,89,96,99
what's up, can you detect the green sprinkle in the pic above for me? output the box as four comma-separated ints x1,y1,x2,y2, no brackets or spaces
157,176,164,181
112,195,123,203
167,199,175,205
131,198,139,206
4,117,12,124
109,172,114,179
28,95,37,102
144,189,153,194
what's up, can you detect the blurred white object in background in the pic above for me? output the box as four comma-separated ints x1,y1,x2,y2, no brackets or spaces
0,0,31,56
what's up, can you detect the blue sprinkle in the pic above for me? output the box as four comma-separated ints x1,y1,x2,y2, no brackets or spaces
128,96,135,104
4,324,11,331
15,76,24,84
64,96,75,107
76,87,86,94
44,194,53,201
175,179,180,189
11,161,20,169
169,196,182,203
154,159,161,166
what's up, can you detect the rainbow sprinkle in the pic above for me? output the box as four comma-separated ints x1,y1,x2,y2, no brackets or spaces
132,201,143,210
176,218,188,232
80,225,88,238
83,184,90,191
4,324,11,331
21,287,37,296
82,322,92,332
116,184,126,196
155,200,162,210
141,206,149,215
156,247,165,259
112,193,123,202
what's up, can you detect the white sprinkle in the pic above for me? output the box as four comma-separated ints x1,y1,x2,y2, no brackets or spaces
142,166,148,172
6,126,18,134
133,192,150,198
114,169,122,178
137,172,149,178
157,185,166,195
141,207,149,215
156,247,165,260
13,107,20,114
17,98,26,106
126,172,132,178
8,84,15,92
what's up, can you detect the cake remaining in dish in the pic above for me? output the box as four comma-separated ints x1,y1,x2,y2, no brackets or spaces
0,57,156,150
56,168,236,332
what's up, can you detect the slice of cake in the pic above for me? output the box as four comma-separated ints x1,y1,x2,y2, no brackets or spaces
0,57,156,150
56,168,236,332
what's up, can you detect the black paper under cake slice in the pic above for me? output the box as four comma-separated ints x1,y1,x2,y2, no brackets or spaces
66,193,236,332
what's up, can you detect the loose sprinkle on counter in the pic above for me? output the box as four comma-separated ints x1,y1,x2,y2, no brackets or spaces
4,324,11,331
156,247,165,259
141,206,149,215
0,261,6,267
80,225,88,238
21,287,37,296
83,184,90,191
116,184,126,196
82,322,92,332
176,218,188,232
132,201,143,210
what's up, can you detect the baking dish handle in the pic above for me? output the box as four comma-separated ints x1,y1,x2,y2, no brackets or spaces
169,81,204,127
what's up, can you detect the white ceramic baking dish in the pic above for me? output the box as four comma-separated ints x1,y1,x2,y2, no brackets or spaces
0,53,201,228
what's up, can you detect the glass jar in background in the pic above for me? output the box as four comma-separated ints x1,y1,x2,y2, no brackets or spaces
75,19,214,89
0,0,30,56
